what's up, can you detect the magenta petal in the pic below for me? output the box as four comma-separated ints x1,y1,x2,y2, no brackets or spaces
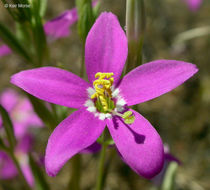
119,60,198,106
13,98,43,138
20,163,34,187
0,45,12,57
107,109,164,178
11,67,90,109
16,134,33,153
184,0,202,11
0,151,17,179
0,89,18,112
44,9,78,40
85,12,128,84
45,109,105,176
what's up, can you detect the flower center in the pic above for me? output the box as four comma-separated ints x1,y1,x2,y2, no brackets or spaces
87,72,135,124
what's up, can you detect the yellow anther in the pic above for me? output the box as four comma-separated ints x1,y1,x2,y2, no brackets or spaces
91,72,114,112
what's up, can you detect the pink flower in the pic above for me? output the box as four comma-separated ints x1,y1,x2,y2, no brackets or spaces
0,89,42,138
11,12,198,179
0,89,43,186
0,135,34,186
183,0,202,11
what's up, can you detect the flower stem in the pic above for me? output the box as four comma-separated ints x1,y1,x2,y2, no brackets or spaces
67,154,81,190
95,132,107,190
9,151,31,190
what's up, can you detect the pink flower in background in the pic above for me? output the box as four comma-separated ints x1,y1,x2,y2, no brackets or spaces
11,12,198,179
0,89,42,138
0,45,12,57
0,89,43,186
0,135,34,186
183,0,203,11
44,9,78,41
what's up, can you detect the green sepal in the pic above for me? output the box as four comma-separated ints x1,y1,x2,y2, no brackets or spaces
29,154,50,190
0,104,16,150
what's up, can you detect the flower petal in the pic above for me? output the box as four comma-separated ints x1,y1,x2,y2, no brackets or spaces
119,60,198,106
107,109,164,178
16,134,33,153
45,108,105,176
0,151,17,179
11,67,90,109
184,0,202,11
85,12,128,84
0,89,18,112
0,45,12,57
20,163,34,187
44,9,78,41
13,98,43,138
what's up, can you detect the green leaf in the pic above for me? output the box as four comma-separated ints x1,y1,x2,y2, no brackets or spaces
39,0,48,17
16,22,32,48
0,104,16,150
31,0,48,66
26,94,57,131
0,137,7,151
29,154,50,190
0,22,31,62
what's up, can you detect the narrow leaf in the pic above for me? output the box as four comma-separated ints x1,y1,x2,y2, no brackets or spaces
0,104,16,149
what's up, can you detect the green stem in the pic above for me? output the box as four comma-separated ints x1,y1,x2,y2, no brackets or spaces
8,151,31,190
67,154,81,190
80,43,85,78
95,132,107,190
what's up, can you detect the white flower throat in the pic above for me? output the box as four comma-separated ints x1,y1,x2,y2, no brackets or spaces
84,72,135,124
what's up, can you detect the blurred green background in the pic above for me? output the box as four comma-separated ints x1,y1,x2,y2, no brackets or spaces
0,0,209,189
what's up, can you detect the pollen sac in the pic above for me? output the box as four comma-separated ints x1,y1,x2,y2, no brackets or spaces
91,72,115,113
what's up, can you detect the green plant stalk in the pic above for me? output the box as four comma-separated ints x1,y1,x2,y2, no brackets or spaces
67,154,82,190
80,43,85,78
8,150,31,190
125,0,145,73
95,132,107,190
